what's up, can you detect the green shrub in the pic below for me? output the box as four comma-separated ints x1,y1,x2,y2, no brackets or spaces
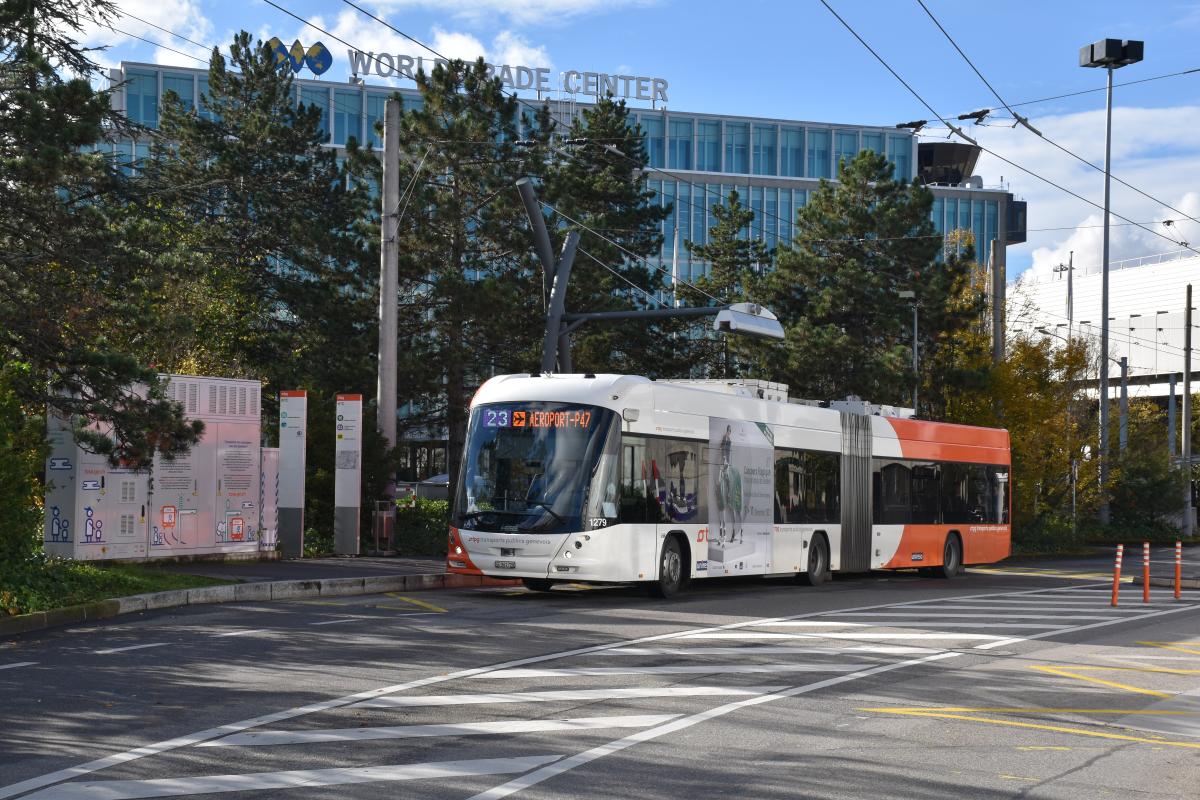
396,498,449,556
302,527,334,558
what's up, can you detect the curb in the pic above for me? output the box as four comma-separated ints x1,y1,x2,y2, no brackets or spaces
0,572,518,638
1131,575,1200,590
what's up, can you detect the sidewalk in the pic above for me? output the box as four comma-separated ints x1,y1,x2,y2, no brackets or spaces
0,556,515,638
156,555,448,583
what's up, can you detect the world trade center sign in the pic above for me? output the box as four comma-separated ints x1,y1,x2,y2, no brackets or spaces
346,49,669,104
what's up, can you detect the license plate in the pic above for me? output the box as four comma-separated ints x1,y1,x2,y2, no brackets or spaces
494,560,516,569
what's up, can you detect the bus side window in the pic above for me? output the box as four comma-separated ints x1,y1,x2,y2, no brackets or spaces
618,439,654,524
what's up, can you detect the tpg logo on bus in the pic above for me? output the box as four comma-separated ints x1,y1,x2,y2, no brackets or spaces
346,49,669,103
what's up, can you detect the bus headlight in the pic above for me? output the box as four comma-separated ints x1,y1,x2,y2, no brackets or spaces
455,545,463,555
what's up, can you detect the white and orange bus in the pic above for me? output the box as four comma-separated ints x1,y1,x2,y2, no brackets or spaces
447,374,1011,597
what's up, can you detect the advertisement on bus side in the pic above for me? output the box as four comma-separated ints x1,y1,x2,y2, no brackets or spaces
707,418,773,574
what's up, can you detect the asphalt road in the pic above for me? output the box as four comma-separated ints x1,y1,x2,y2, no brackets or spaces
1,555,1198,799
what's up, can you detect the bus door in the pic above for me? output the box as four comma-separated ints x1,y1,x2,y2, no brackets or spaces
839,412,872,572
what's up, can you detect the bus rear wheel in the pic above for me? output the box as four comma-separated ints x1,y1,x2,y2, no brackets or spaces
935,534,963,579
522,578,555,592
648,536,685,598
798,535,830,586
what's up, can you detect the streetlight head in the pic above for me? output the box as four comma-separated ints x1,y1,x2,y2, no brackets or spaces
1079,38,1144,69
713,302,785,341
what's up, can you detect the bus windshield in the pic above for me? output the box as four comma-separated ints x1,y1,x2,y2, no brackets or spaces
454,402,620,534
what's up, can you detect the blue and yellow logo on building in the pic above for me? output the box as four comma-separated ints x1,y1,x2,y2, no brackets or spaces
267,38,332,76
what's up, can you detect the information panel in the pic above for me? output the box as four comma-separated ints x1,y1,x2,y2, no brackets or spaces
278,390,307,558
334,393,363,555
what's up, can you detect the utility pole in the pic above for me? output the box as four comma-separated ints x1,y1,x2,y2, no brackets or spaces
377,98,400,498
1185,284,1193,537
990,238,1004,365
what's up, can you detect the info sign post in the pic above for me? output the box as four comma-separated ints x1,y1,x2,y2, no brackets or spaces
278,390,307,558
334,394,363,555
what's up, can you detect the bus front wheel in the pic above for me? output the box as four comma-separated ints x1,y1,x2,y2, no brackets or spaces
648,536,685,598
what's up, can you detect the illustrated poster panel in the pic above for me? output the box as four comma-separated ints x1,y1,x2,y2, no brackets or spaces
215,422,260,550
150,434,215,554
706,417,774,574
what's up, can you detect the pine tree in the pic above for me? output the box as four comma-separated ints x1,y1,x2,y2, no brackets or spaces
539,96,672,374
0,0,201,473
757,151,959,406
137,32,379,398
394,59,550,492
677,189,770,377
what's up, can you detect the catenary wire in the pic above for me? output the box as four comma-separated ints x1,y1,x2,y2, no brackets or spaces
107,26,207,64
116,8,213,53
915,0,1200,229
577,247,665,308
819,0,1200,260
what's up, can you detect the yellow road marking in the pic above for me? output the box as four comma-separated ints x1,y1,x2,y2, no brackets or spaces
1000,774,1040,781
858,707,1193,716
1138,641,1200,656
1017,746,1071,751
1030,664,1194,698
383,593,447,613
861,708,1200,749
297,599,354,607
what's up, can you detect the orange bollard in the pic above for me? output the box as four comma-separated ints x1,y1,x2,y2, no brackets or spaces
1112,544,1123,607
1143,541,1151,603
1177,540,1184,600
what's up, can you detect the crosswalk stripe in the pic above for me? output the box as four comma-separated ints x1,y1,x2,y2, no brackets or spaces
749,621,868,627
890,604,1153,614
201,715,679,748
606,645,937,656
818,621,1065,629
476,663,877,679
19,755,564,800
835,612,1114,621
348,685,785,710
0,662,36,671
93,643,168,655
677,631,1004,640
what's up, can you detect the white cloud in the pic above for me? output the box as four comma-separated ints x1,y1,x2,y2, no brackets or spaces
291,10,553,87
80,0,214,69
368,0,659,27
957,104,1200,281
491,31,552,70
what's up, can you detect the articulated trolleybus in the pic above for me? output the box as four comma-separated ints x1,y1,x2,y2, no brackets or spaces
447,374,1011,597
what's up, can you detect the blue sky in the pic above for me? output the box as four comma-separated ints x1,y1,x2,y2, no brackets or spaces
84,1,1200,280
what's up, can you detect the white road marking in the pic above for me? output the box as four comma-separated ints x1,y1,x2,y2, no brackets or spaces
836,612,1114,621
476,663,876,679
213,629,267,638
606,645,937,656
0,583,1115,800
20,755,564,800
349,686,786,710
93,644,168,655
223,605,288,613
308,612,440,626
466,652,961,800
975,601,1200,650
823,622,1065,629
0,662,37,671
890,603,1155,614
201,714,680,748
749,620,868,627
678,631,1005,641
307,618,361,626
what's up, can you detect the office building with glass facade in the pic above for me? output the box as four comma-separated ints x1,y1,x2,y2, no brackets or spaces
108,61,1025,285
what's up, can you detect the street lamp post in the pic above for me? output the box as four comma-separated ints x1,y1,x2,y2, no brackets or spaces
1079,38,1144,525
899,290,918,413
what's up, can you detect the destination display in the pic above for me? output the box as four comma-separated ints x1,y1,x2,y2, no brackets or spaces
482,408,594,429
